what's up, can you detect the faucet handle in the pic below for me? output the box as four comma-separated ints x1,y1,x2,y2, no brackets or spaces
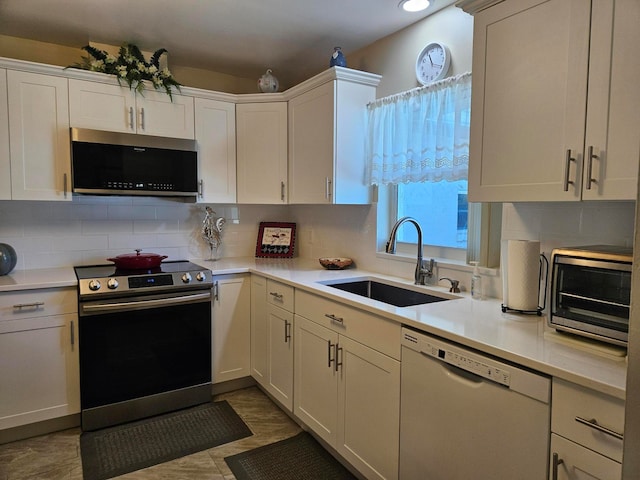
439,277,460,293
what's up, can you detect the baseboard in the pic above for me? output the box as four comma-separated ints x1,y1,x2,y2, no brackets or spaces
0,413,80,445
211,376,256,396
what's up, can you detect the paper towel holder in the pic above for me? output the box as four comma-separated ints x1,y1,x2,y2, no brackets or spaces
501,253,549,316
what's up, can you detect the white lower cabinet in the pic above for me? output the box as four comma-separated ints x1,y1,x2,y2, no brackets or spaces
250,276,294,411
294,290,401,480
0,288,79,430
212,273,250,384
550,379,624,479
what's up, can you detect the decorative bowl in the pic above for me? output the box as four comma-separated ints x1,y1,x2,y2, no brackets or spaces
319,257,353,270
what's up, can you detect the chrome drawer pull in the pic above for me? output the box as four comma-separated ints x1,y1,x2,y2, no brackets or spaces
13,301,45,310
552,453,564,480
575,416,623,440
269,292,283,301
324,313,344,324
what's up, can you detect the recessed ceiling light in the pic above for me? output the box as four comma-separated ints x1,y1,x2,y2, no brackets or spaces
399,0,430,12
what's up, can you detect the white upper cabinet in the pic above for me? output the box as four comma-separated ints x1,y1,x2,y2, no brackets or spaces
195,97,237,203
236,102,288,204
0,69,10,200
288,69,380,204
69,78,195,139
7,70,71,201
465,0,639,202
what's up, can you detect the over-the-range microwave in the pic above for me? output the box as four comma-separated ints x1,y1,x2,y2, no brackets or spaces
70,128,198,197
549,245,632,347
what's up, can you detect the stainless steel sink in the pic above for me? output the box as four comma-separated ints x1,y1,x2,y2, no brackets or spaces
320,277,456,307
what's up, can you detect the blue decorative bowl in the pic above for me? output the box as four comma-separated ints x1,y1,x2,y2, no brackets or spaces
0,243,17,275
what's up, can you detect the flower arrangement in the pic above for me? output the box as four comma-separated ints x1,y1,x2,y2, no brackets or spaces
70,43,181,99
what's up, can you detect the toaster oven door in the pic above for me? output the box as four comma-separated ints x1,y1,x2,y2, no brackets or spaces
550,257,631,345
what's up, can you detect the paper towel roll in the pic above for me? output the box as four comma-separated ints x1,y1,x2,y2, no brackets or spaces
504,240,540,311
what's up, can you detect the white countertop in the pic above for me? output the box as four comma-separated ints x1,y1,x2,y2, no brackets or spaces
1,257,627,399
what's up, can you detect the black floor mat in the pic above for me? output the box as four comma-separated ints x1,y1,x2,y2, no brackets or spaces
81,400,252,480
225,431,357,480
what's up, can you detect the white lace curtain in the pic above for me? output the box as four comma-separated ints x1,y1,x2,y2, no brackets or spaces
365,72,472,185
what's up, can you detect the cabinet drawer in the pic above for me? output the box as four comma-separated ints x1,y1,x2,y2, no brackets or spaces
266,279,294,312
550,433,621,480
552,379,624,462
295,290,400,359
0,288,77,325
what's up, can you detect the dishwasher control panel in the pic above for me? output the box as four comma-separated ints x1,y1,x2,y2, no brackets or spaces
402,330,511,387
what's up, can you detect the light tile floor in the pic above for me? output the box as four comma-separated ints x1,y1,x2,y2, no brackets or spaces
0,386,303,480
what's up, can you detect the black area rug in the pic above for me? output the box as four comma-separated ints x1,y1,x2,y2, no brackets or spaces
80,400,252,480
225,431,357,480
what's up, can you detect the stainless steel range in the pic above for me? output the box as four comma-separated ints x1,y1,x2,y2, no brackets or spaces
74,260,213,431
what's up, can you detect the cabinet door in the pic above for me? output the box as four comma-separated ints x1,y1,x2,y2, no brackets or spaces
250,275,268,385
288,81,335,204
468,0,591,202
236,102,288,204
137,90,194,139
337,335,400,480
212,274,250,384
582,0,640,200
294,314,339,445
550,434,621,480
266,304,294,411
8,70,71,201
69,79,135,133
0,314,79,430
0,69,10,200
195,97,236,203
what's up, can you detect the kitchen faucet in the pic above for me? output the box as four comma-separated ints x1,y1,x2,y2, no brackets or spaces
385,216,435,285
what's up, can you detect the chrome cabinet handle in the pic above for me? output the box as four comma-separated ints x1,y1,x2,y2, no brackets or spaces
335,344,343,372
213,281,219,301
129,106,134,130
13,301,44,310
284,320,291,343
551,452,564,480
563,149,576,192
327,340,335,368
575,416,623,440
70,320,75,348
140,107,145,130
198,180,203,198
63,173,68,198
325,177,332,199
269,292,284,301
280,181,285,202
586,146,598,190
324,313,344,324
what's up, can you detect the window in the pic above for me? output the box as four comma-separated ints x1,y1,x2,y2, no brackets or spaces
366,72,498,266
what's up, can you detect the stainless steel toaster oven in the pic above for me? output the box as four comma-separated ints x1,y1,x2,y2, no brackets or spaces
549,245,632,346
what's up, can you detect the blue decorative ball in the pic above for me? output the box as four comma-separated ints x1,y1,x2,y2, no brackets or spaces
0,243,17,275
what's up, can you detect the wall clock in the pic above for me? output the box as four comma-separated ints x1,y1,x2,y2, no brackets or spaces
415,42,451,85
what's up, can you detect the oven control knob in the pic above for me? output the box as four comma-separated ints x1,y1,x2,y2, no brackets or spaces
107,278,119,290
196,272,206,282
88,279,101,291
181,273,192,283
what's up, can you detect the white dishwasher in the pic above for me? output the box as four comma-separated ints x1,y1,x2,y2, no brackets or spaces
400,327,551,480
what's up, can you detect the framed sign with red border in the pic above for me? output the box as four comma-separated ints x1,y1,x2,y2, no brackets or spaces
255,222,296,258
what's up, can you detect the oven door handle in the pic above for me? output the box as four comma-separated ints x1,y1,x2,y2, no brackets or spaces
81,291,212,314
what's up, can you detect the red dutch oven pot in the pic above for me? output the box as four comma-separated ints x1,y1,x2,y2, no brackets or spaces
107,249,168,269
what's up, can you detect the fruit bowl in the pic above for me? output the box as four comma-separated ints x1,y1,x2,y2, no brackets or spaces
319,257,353,270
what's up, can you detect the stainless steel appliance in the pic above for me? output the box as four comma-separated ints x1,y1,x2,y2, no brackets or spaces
70,128,198,197
74,260,213,431
549,245,632,346
400,327,550,479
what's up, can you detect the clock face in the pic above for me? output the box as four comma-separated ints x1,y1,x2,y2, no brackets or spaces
416,43,451,85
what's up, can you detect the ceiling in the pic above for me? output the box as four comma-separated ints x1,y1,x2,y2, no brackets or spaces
0,0,456,86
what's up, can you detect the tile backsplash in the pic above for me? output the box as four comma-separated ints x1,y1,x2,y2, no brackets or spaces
0,197,635,291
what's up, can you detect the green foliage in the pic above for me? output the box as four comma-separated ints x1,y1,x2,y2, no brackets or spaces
68,43,181,100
